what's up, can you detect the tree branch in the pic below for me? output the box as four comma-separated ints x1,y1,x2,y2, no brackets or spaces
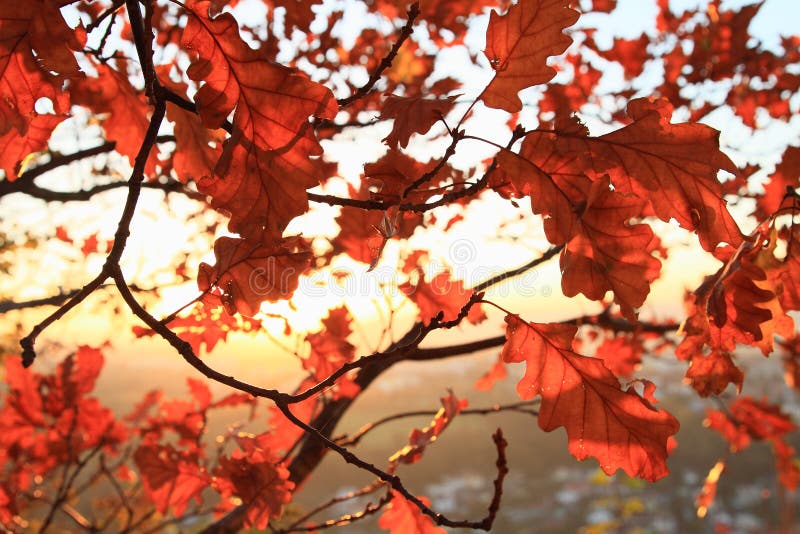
337,2,421,108
19,53,168,367
0,283,154,314
335,401,539,447
0,136,177,201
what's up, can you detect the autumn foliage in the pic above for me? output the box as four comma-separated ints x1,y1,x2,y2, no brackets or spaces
1,0,799,531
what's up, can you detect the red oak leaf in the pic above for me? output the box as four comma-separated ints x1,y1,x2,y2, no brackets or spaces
212,447,293,529
364,149,449,203
134,444,210,517
705,397,795,452
182,0,337,239
501,315,679,481
380,94,456,148
211,392,258,415
197,235,311,316
54,226,71,243
80,234,99,257
389,391,466,465
474,354,508,391
684,351,743,397
400,269,476,324
333,183,423,265
678,231,793,371
263,378,319,453
552,97,744,252
559,178,662,318
25,0,86,78
70,62,156,173
378,492,446,534
0,107,66,181
683,2,763,84
762,227,800,314
773,440,800,491
704,397,799,491
49,397,126,462
592,0,616,12
495,125,583,245
755,145,800,219
186,378,212,411
482,0,579,112
274,0,321,32
594,334,644,378
143,399,205,445
498,137,661,316
42,345,104,414
132,303,262,354
596,34,651,78
157,66,225,183
539,58,603,119
0,1,79,141
124,390,163,425
1,357,44,428
304,306,355,382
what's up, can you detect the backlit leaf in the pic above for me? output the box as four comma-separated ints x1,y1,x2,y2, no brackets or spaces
482,0,579,112
501,315,679,481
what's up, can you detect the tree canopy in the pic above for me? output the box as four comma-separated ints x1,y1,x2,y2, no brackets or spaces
1,0,799,531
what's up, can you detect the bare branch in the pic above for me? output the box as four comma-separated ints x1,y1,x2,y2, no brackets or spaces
337,2,421,108
0,283,155,314
19,69,168,366
336,401,539,447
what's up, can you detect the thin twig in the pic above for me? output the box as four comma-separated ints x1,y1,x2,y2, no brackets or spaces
0,283,154,313
18,3,167,367
335,401,539,447
337,2,421,108
402,129,464,198
273,401,497,530
276,480,386,533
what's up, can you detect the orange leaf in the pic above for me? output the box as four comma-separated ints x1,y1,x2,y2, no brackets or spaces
262,380,319,454
552,97,744,252
0,110,65,180
684,351,743,397
705,397,795,452
498,138,661,316
70,62,156,172
133,303,262,354
596,35,651,78
182,0,337,238
212,439,294,529
482,0,579,112
303,306,355,382
197,235,311,316
400,270,476,324
333,183,423,265
773,440,800,491
474,354,508,391
501,314,679,481
389,391,466,465
0,1,78,137
378,492,446,534
755,145,800,219
134,444,209,517
157,66,225,183
594,335,644,378
380,94,456,148
560,178,662,318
